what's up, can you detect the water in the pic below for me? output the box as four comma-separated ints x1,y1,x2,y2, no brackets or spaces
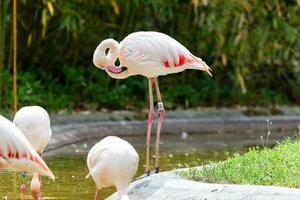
0,131,290,199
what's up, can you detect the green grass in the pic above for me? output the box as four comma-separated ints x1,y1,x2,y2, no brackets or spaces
178,137,300,188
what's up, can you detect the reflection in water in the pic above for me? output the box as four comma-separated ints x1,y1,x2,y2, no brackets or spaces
0,131,288,199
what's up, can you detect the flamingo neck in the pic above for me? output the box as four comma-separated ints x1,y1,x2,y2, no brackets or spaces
94,39,130,79
93,38,119,69
117,185,129,200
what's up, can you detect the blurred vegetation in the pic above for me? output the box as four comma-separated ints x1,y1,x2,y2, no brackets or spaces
0,0,300,113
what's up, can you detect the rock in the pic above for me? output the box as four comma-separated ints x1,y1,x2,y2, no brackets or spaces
106,172,300,200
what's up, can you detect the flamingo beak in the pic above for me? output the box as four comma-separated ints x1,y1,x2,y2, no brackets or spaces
205,66,213,77
106,65,127,74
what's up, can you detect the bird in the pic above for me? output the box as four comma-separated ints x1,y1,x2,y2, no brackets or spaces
13,106,52,200
86,136,139,200
93,31,212,175
0,114,54,178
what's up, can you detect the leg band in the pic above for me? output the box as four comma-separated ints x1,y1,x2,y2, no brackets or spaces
158,102,164,111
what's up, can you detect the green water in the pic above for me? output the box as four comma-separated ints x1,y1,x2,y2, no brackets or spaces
0,147,238,199
2,129,286,199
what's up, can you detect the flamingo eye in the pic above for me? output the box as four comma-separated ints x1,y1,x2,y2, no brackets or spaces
105,48,109,55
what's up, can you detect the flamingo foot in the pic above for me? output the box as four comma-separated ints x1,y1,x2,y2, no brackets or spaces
145,169,151,176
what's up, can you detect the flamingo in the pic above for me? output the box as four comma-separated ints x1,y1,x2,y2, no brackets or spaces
13,106,52,200
86,136,139,200
0,114,54,178
93,31,212,175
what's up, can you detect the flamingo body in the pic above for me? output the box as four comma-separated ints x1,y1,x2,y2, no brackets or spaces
87,136,139,199
0,114,54,179
93,31,211,79
13,106,52,154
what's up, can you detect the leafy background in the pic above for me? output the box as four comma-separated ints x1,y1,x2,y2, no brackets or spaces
0,0,299,112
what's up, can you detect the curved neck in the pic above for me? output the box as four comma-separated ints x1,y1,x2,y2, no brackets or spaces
93,39,119,68
117,184,129,200
94,38,130,79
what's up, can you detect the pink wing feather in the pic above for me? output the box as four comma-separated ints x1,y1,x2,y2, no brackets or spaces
0,115,54,180
120,31,211,75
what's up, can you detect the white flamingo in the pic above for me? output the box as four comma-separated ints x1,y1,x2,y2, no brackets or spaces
0,114,54,177
93,31,212,175
86,136,139,200
13,106,52,199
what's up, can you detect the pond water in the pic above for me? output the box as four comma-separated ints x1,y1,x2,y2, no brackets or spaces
0,131,290,199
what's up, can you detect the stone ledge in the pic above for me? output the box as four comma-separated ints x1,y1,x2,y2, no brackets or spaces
106,172,300,200
46,116,300,154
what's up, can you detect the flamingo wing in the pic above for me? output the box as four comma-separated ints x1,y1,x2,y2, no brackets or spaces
120,31,211,74
0,115,54,179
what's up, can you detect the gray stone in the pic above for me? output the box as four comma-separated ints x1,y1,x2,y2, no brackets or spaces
45,115,300,155
106,172,300,200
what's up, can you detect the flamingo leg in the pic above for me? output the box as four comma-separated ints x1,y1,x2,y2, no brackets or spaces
145,78,155,176
20,182,26,200
38,153,42,199
39,174,42,198
93,189,100,200
31,152,42,200
31,173,41,200
154,77,165,173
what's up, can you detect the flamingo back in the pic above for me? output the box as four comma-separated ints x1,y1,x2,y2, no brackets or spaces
87,136,139,189
13,106,52,153
0,115,54,179
119,31,211,77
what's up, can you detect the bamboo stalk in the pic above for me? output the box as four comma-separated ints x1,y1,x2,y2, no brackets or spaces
13,0,18,193
0,0,7,107
13,0,17,112
0,0,3,106
1,0,7,107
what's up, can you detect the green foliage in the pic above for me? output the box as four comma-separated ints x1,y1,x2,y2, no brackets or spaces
1,0,300,112
179,138,300,188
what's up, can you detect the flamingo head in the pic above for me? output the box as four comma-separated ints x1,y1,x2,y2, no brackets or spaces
93,39,119,70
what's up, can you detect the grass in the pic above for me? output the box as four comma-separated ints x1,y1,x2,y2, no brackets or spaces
178,136,300,188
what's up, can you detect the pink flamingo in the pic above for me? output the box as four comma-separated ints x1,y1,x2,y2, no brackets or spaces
86,136,139,200
13,106,52,199
93,31,212,175
0,114,54,179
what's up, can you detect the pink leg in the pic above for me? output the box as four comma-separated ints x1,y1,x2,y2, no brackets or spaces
93,189,99,200
20,184,25,200
39,174,42,198
31,152,42,200
145,78,155,175
154,78,165,173
30,173,41,200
